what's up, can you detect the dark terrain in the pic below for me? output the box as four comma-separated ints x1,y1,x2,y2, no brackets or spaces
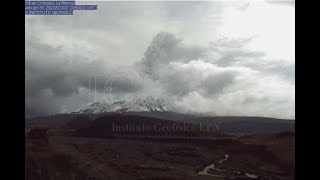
26,112,295,134
26,114,295,180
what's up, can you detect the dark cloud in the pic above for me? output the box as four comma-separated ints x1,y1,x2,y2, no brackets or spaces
25,39,144,116
138,32,206,80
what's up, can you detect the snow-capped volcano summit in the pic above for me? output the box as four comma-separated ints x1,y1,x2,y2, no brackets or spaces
73,97,167,114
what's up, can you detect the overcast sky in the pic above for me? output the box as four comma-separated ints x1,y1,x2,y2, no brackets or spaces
25,1,295,119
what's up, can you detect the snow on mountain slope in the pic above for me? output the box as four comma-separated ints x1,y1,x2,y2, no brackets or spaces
73,97,167,114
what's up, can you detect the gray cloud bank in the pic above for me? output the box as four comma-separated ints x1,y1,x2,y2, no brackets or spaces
25,2,294,119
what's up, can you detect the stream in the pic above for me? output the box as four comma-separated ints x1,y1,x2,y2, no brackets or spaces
198,154,259,179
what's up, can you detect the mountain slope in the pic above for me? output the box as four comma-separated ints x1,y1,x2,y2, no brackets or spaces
73,97,167,114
